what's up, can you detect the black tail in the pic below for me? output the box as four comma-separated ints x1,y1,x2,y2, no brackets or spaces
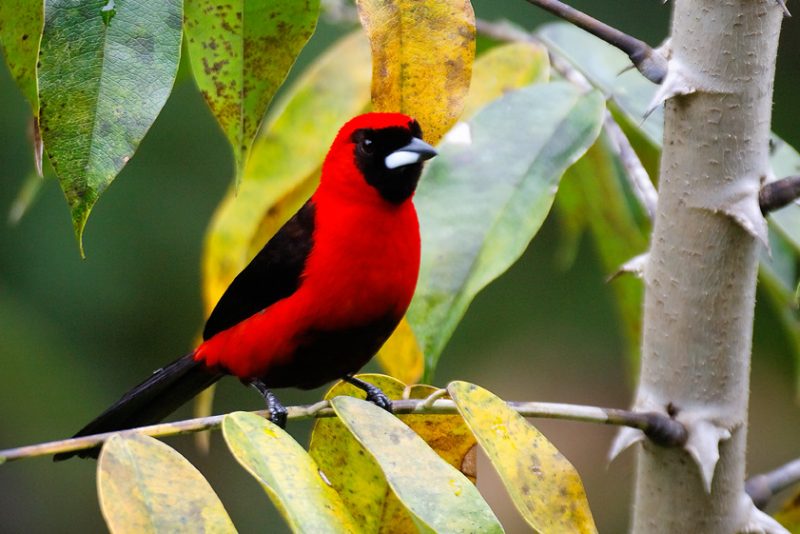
54,353,222,461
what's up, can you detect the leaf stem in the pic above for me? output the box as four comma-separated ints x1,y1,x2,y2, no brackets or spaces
0,398,685,463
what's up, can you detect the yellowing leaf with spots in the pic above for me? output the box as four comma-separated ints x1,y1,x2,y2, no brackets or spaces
202,31,371,316
401,384,477,483
222,412,358,533
356,0,475,144
448,381,598,533
309,375,478,533
310,375,413,532
97,433,236,534
184,0,320,183
331,396,502,533
462,41,550,119
0,0,42,111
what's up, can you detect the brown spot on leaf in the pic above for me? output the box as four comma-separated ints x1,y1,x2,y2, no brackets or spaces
202,57,229,75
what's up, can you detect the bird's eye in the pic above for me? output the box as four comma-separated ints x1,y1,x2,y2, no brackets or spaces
360,138,374,154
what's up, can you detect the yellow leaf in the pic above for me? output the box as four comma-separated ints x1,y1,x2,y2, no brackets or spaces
462,42,550,119
201,30,371,316
356,0,476,144
309,375,478,533
449,381,598,533
402,384,477,482
377,384,478,533
331,396,502,533
222,412,358,533
377,318,424,384
775,487,800,533
97,434,236,534
310,375,412,532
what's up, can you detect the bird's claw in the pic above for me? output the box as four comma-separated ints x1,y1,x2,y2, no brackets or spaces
365,388,393,413
344,375,393,413
250,379,288,428
267,392,288,428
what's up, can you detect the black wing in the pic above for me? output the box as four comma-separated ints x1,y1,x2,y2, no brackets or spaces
203,199,316,340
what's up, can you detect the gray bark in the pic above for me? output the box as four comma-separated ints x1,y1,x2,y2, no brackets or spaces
626,1,785,531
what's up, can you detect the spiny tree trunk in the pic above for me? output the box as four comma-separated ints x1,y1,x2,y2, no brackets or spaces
625,0,785,531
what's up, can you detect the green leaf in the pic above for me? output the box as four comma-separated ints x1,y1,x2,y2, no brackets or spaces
38,0,182,253
184,0,320,183
202,30,371,316
222,412,358,533
409,82,605,380
356,0,476,145
556,135,649,374
759,230,800,399
331,396,503,533
448,381,597,533
0,0,42,110
97,433,236,534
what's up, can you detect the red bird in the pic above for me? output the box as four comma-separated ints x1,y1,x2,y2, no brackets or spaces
55,113,436,460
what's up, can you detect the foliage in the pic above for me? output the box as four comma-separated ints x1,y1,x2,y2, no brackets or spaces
2,0,799,532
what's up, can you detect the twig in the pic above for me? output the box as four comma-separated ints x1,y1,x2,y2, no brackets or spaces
602,112,658,219
521,0,667,84
0,398,685,463
759,175,800,214
746,458,800,509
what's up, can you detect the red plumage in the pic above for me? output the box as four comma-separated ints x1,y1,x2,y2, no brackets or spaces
55,113,436,460
197,114,421,381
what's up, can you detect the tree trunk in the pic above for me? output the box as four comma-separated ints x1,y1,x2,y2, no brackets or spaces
627,0,784,531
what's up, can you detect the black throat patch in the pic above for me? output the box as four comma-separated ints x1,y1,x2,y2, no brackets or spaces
351,122,426,204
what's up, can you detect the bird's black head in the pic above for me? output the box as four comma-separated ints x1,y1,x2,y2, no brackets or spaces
348,115,437,204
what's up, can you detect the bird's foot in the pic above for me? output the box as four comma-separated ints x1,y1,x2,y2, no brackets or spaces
344,375,393,413
249,379,288,428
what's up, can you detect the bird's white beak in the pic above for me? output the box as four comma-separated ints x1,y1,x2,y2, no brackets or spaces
384,137,437,169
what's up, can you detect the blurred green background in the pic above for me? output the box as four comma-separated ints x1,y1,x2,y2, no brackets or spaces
2,2,799,532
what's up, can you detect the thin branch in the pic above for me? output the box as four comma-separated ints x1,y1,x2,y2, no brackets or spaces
601,111,658,219
521,0,667,84
746,458,800,509
759,175,800,214
0,398,686,463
